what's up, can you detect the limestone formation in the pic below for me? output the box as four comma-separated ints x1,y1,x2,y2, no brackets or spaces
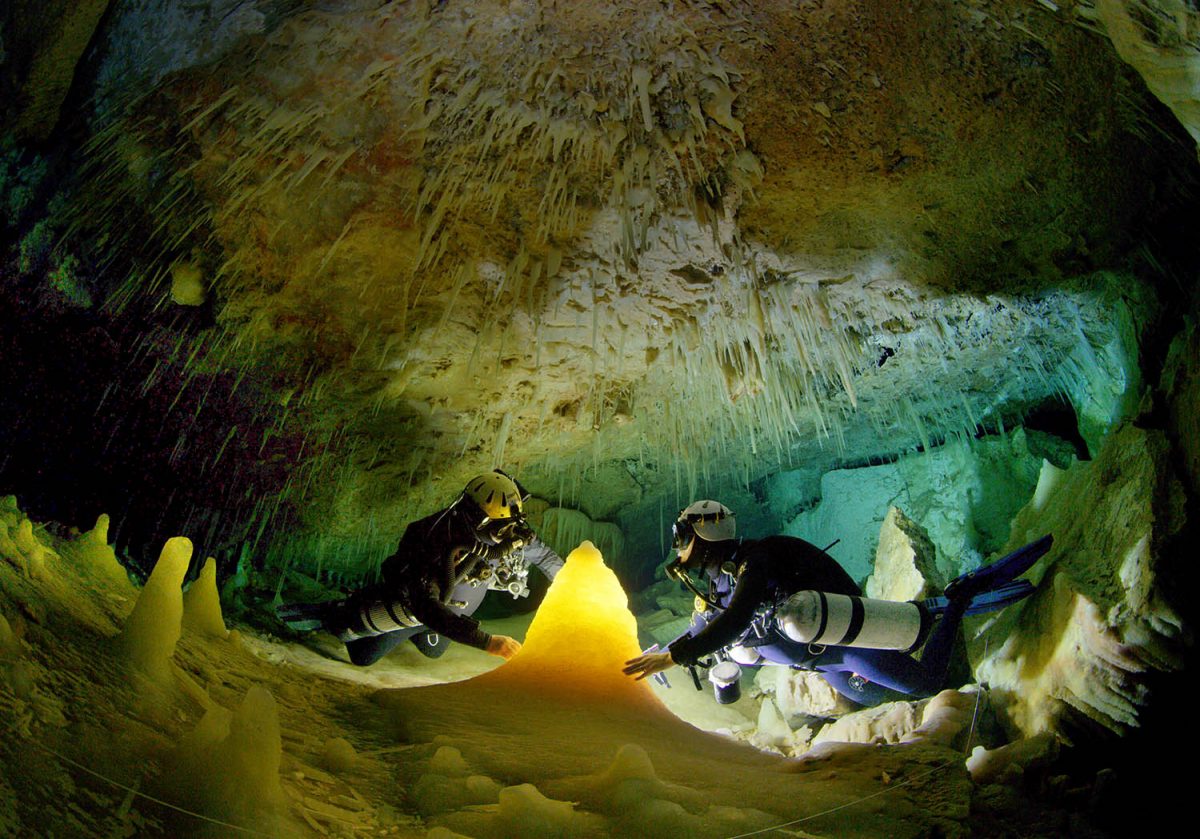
4,0,113,141
12,0,1172,577
2,1,1198,834
182,556,230,640
972,424,1186,738
865,506,943,602
1096,0,1200,153
117,536,193,684
157,685,293,834
966,731,1061,786
754,665,856,723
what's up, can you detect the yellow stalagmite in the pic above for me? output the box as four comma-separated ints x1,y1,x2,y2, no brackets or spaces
62,513,136,592
157,685,293,834
182,556,231,639
479,540,660,708
117,536,192,683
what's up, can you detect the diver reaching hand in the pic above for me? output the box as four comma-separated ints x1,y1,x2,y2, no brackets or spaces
623,500,1050,707
277,470,562,665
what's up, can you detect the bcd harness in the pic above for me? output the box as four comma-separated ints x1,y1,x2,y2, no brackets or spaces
688,562,831,670
452,542,532,600
339,541,532,642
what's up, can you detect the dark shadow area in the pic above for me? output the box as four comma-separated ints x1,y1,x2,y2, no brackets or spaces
0,277,301,581
1022,397,1091,462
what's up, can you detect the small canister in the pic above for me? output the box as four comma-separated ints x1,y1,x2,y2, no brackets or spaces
708,660,743,705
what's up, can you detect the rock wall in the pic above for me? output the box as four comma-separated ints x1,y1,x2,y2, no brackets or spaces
1161,316,1200,502
865,506,943,601
778,429,1062,583
972,423,1187,738
1097,0,1200,156
2,0,112,140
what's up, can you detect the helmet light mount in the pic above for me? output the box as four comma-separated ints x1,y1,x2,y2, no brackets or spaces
461,470,534,549
673,500,736,548
671,517,697,550
665,501,737,611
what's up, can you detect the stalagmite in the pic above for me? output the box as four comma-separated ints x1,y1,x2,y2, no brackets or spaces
60,513,136,593
116,536,192,683
367,540,974,837
182,556,230,640
158,685,293,835
5,4,1192,833
12,518,52,579
481,541,651,702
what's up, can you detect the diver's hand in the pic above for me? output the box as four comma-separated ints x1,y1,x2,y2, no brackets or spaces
485,634,522,659
623,650,675,680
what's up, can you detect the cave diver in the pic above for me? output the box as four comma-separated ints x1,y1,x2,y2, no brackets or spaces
276,470,563,665
622,500,1052,707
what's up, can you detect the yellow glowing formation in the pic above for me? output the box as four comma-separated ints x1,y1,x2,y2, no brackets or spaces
483,541,659,704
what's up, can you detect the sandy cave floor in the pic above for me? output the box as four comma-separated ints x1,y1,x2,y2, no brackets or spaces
0,523,1116,838
239,616,761,739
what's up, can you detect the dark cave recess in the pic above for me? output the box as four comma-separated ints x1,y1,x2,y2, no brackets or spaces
0,279,301,582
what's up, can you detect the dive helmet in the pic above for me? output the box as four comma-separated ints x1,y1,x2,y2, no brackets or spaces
464,470,525,520
462,470,533,547
671,500,736,550
666,500,737,611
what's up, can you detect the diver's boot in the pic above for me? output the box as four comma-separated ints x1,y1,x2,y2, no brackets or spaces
943,535,1053,602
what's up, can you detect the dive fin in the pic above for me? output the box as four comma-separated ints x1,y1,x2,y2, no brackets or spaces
924,579,1035,617
943,535,1053,601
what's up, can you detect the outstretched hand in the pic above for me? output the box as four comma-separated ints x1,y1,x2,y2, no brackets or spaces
485,634,522,659
623,650,675,680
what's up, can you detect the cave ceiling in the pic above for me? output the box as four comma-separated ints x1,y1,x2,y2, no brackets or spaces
4,0,1198,575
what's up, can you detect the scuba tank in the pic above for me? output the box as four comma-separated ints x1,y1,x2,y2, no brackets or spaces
335,596,423,641
776,590,931,652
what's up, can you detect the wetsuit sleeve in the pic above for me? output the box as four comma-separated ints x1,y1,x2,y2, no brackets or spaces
667,561,770,666
522,536,564,580
402,576,492,650
384,512,492,650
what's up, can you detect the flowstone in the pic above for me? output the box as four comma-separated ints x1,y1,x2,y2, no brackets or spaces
866,506,943,601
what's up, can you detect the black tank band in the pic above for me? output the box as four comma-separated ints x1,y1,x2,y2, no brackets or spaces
836,595,866,646
815,591,829,641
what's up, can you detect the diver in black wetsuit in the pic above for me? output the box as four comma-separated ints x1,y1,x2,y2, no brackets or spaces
623,500,1050,707
277,470,562,665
